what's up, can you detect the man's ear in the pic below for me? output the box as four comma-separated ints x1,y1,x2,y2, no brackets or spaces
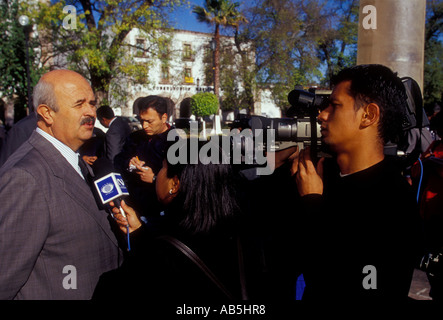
36,104,55,125
360,103,380,128
161,113,168,124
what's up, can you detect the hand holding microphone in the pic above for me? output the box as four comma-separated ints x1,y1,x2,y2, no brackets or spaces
109,199,142,234
92,158,141,249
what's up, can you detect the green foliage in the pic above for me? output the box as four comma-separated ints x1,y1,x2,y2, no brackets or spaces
193,0,248,109
219,41,256,112
0,0,43,119
24,0,184,105
193,0,247,28
240,0,358,111
424,0,443,110
424,39,443,108
190,92,219,117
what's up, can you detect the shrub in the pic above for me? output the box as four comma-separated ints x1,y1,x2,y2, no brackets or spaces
190,92,219,117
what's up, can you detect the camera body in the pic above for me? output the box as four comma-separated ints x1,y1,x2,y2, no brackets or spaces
230,87,330,159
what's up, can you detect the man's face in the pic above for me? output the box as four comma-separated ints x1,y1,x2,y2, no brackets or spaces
318,80,365,153
51,74,97,151
139,108,167,136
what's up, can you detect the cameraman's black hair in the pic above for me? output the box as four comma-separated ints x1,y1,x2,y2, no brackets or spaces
164,138,240,235
331,64,408,144
138,95,168,118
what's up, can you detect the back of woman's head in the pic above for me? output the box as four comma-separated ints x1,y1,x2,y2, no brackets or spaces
165,138,240,235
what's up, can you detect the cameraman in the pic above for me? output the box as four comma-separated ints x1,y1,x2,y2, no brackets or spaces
292,64,423,301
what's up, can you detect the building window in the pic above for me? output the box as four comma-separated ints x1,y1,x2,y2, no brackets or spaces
135,39,145,57
183,43,194,61
184,67,194,84
161,65,170,84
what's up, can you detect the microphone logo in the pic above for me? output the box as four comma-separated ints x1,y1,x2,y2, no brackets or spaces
101,183,114,195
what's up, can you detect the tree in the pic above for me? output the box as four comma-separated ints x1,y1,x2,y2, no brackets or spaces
314,0,358,86
190,92,219,118
238,0,357,114
241,0,321,112
23,0,185,106
0,0,42,122
219,32,256,113
424,0,443,110
193,0,247,101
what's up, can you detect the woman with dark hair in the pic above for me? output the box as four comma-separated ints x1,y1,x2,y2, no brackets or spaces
93,139,247,301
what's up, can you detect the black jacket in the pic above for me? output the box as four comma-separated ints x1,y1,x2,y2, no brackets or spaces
300,158,423,301
93,219,244,302
114,127,173,218
104,117,132,162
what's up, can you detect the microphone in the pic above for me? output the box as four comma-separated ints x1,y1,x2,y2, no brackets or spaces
92,158,129,218
92,158,131,250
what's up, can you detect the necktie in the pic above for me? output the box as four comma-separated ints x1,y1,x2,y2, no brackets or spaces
78,155,106,210
78,155,92,185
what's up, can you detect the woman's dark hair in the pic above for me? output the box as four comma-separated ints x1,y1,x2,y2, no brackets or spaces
331,64,408,144
164,138,240,235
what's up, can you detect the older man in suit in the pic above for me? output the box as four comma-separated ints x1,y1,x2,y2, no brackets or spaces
0,69,122,300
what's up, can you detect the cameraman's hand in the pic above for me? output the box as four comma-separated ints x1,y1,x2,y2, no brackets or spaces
294,147,324,196
110,200,142,234
272,146,299,170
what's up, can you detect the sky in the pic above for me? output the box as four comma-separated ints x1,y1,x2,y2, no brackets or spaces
169,0,215,34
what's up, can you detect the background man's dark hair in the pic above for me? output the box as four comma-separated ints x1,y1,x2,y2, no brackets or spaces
331,64,408,144
96,105,114,120
179,97,192,118
138,96,168,117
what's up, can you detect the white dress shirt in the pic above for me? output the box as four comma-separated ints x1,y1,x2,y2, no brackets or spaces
36,128,85,179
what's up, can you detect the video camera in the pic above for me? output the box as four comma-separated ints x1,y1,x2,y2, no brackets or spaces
230,86,331,161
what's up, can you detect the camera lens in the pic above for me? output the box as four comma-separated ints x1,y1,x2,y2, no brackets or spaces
276,120,297,141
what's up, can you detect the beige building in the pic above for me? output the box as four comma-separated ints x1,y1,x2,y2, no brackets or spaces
121,28,281,121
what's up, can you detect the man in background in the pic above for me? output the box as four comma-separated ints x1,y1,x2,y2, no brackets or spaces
115,96,173,223
96,105,131,163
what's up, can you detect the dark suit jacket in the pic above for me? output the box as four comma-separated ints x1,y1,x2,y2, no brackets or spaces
104,117,131,163
0,112,37,167
0,131,122,299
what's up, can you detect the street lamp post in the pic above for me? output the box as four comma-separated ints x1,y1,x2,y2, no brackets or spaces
18,15,33,115
209,38,222,135
210,38,216,95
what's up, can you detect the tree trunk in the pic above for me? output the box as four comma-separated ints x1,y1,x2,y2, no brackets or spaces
214,23,221,100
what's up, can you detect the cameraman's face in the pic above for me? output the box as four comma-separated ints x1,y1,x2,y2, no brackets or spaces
318,80,364,152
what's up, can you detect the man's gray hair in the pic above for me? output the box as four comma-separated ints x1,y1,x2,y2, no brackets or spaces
32,79,59,112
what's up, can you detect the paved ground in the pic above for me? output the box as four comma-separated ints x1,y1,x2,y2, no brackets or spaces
408,268,432,300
